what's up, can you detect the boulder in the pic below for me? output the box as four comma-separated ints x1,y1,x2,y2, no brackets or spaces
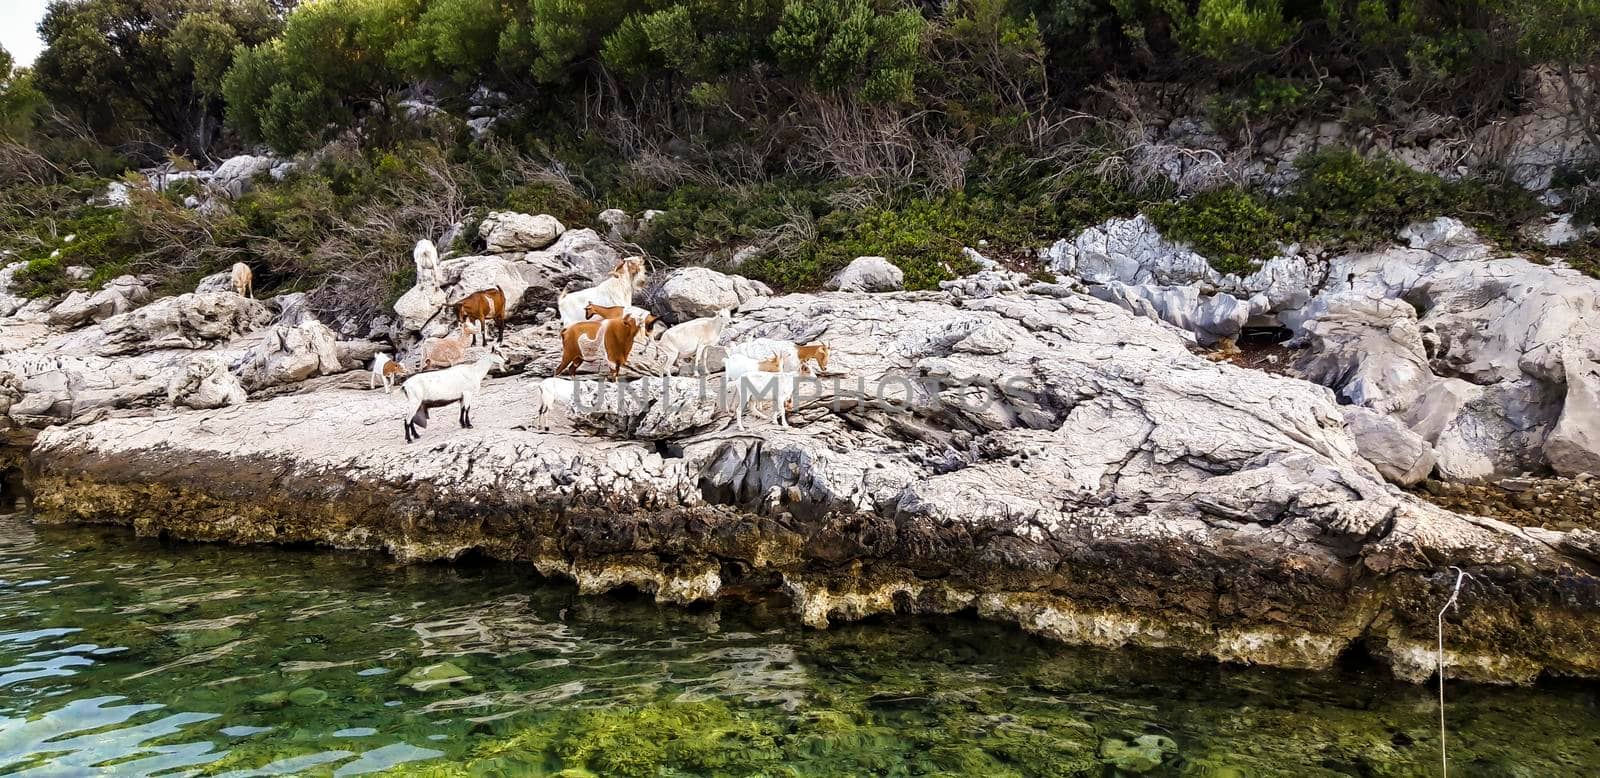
0,262,29,317
94,292,271,357
479,211,563,253
393,282,450,334
653,267,771,321
939,269,1029,300
104,181,132,207
1400,217,1493,263
0,371,22,417
210,155,276,199
1293,295,1434,413
167,354,247,409
828,257,904,293
563,377,727,439
1544,354,1600,476
1044,214,1216,286
47,275,153,328
268,292,313,327
195,270,234,294
1089,283,1263,346
598,208,638,242
1525,213,1596,247
1341,406,1436,486
240,319,343,390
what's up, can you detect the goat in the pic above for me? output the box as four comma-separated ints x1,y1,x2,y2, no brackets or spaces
728,338,829,376
230,262,253,298
584,302,660,332
557,257,647,327
401,351,506,443
734,370,798,430
657,308,732,376
532,377,603,431
370,352,406,393
414,239,440,289
556,316,641,379
456,287,506,346
420,320,479,370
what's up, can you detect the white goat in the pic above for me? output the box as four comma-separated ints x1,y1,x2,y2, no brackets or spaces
370,352,405,393
557,257,647,327
734,370,798,430
401,351,506,442
414,239,440,289
657,308,732,375
532,377,604,431
727,337,801,373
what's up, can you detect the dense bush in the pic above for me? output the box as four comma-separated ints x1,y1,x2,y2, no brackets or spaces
1152,150,1543,274
3,0,1599,319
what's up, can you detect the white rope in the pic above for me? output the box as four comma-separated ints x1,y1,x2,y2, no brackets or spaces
1437,566,1471,777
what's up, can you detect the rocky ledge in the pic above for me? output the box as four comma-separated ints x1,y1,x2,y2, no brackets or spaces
23,289,1600,685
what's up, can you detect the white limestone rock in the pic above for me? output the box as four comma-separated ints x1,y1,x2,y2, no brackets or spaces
92,292,272,357
1293,295,1434,413
654,267,771,322
239,319,342,390
167,354,247,409
210,155,277,199
47,275,153,328
828,257,904,293
479,211,564,253
1341,406,1436,486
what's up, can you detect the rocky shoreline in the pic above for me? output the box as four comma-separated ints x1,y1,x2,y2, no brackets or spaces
11,277,1600,685
3,199,1600,684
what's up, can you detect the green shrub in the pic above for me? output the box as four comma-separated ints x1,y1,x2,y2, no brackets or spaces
13,206,135,297
1148,186,1287,275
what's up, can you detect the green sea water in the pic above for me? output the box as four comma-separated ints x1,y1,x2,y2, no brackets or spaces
1,515,1596,777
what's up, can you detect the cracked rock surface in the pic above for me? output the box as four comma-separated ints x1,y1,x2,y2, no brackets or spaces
24,290,1600,683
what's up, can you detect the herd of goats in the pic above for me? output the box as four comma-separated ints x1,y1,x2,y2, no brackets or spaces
331,240,832,443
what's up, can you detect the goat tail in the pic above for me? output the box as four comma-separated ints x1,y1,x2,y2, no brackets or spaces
411,406,430,429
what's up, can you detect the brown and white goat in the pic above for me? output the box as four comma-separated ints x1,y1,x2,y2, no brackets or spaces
455,287,506,346
370,352,406,393
421,320,480,370
555,316,642,380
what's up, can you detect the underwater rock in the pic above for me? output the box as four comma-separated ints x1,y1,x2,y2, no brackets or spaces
288,687,329,706
400,662,471,692
1099,734,1176,774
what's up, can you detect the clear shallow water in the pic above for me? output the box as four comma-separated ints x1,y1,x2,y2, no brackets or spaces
1,516,1597,777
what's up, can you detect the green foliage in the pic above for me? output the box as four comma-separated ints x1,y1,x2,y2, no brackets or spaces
771,0,927,102
33,0,279,155
1152,150,1543,274
1207,74,1321,130
224,0,422,154
1162,0,1293,64
0,48,44,139
1284,149,1465,248
393,0,510,82
13,207,136,298
528,0,634,82
1148,186,1287,274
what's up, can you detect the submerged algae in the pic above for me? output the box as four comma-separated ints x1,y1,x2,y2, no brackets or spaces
2,517,1598,777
